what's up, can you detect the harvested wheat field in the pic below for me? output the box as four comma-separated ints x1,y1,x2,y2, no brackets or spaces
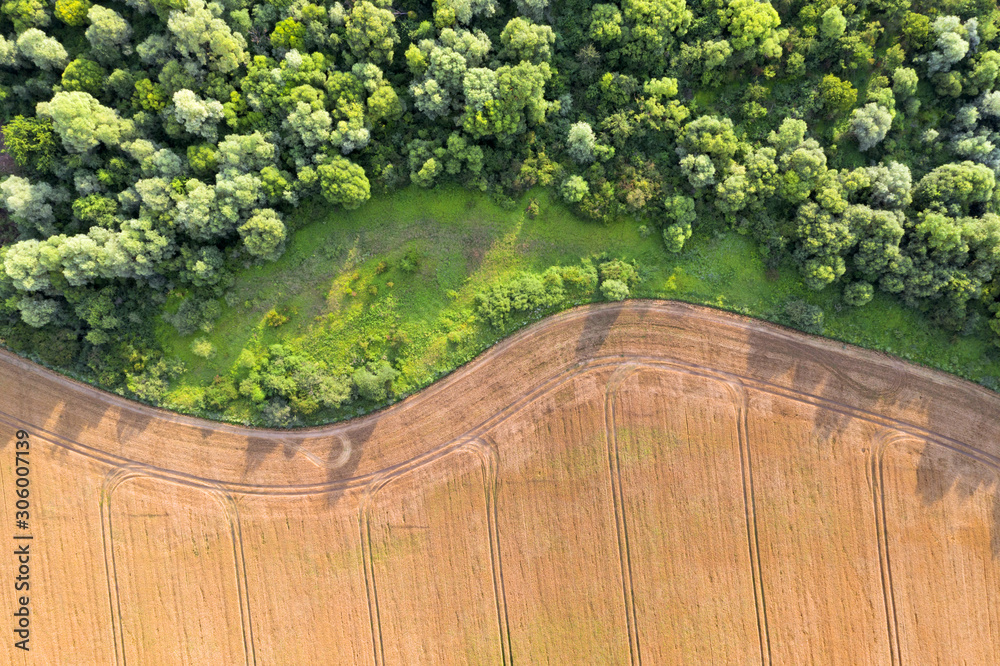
1,300,1000,664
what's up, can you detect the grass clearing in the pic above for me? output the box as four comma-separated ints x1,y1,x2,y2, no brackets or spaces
158,186,1000,424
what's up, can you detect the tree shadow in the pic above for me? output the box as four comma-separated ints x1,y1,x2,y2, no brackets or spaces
575,302,622,362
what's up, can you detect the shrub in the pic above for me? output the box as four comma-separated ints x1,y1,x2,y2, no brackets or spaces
843,281,874,307
784,299,824,333
601,279,630,301
190,337,216,358
352,360,398,402
526,199,540,218
598,259,640,287
264,309,289,327
475,270,567,328
261,397,292,427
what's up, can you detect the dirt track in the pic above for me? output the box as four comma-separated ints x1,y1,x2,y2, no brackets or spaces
1,300,999,663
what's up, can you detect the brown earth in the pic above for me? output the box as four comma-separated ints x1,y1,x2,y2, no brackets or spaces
1,300,999,664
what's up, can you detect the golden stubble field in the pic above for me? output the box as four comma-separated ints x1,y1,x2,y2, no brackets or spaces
0,301,999,664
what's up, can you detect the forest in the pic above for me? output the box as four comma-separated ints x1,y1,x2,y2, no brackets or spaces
1,0,999,424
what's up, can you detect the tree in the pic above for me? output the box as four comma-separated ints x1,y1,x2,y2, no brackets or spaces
680,153,716,188
54,0,90,25
0,175,65,236
16,29,68,71
821,6,846,40
515,0,547,21
1,0,48,32
677,114,739,166
270,18,306,51
171,89,224,139
926,16,971,75
794,201,854,289
850,103,893,151
843,281,874,306
316,157,370,209
891,67,918,98
238,208,286,261
864,161,912,209
913,161,995,216
352,360,397,402
17,295,60,327
589,4,622,46
662,194,695,252
499,17,554,64
85,5,132,63
61,58,105,94
167,0,248,74
2,116,57,173
567,121,596,163
619,0,691,71
724,0,784,58
345,1,399,64
818,74,858,116
560,175,589,202
36,91,126,153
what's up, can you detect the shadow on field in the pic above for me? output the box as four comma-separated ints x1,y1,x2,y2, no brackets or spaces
323,417,376,507
575,303,622,361
916,397,1000,559
745,318,1000,559
241,417,374,507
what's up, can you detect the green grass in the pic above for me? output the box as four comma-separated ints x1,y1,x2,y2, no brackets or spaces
157,185,1000,424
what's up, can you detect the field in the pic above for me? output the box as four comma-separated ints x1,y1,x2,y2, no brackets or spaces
2,301,1000,663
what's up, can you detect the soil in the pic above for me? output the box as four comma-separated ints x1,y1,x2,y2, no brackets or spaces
1,300,998,663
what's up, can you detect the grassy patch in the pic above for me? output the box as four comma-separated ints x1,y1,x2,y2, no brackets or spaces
158,186,1000,424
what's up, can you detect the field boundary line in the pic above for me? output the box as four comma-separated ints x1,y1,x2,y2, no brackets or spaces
605,364,642,665
723,380,771,666
2,353,999,499
465,437,513,666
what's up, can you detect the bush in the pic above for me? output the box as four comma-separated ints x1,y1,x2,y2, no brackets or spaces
601,279,630,301
205,375,238,410
400,248,421,272
264,309,289,327
261,397,292,427
164,298,221,336
190,337,216,358
598,259,640,287
843,281,874,307
352,360,398,402
525,199,540,218
475,270,566,328
784,299,824,333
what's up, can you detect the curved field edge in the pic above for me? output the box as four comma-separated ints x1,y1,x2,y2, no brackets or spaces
150,186,1000,427
2,300,999,491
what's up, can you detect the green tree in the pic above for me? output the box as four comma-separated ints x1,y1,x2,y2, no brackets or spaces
36,91,127,153
85,5,132,63
53,0,90,25
820,6,846,40
61,58,105,95
560,175,589,202
345,1,399,64
316,157,370,209
850,103,893,151
238,208,286,261
2,116,57,174
818,74,858,116
499,16,554,64
16,29,68,71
